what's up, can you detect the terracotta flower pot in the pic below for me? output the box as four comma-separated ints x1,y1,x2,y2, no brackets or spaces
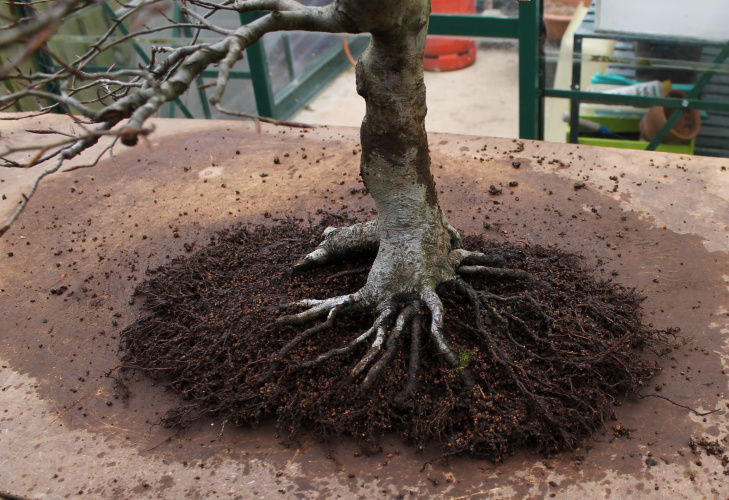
560,0,592,6
543,14,572,41
543,0,591,42
639,89,701,143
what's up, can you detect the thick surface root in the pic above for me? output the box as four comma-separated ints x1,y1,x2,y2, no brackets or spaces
120,219,670,460
292,220,378,274
276,285,465,390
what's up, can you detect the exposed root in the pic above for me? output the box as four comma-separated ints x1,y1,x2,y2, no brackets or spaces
258,305,342,384
351,313,392,377
458,264,552,290
450,248,522,269
397,313,424,402
442,213,463,249
298,306,394,370
421,288,460,370
278,286,471,389
449,277,575,444
120,221,670,460
361,304,418,389
277,293,357,326
292,220,378,274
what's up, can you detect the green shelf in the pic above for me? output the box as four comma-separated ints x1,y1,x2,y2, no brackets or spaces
567,114,695,155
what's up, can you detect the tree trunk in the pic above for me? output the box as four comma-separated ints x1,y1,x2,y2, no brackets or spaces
284,0,466,373
351,0,456,304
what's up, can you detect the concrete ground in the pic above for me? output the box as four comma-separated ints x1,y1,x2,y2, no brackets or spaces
293,43,521,139
1,113,729,498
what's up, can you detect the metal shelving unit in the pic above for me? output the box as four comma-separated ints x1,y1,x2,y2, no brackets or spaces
544,4,729,155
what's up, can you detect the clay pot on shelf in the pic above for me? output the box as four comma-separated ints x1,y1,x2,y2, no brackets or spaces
639,89,701,143
560,0,592,6
543,0,591,42
543,13,571,41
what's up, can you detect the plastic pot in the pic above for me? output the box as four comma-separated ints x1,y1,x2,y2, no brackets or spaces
424,0,477,71
639,89,701,143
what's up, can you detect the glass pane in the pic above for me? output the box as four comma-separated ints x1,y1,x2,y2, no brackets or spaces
542,0,729,157
293,0,524,139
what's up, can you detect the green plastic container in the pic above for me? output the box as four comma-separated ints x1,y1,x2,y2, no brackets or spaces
567,114,695,155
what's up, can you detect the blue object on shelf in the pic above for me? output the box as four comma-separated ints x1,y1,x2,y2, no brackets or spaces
591,72,694,93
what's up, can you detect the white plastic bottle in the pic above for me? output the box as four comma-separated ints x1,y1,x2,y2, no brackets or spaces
604,80,671,97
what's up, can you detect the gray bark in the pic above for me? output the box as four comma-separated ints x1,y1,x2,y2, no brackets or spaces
281,0,467,372
350,0,456,304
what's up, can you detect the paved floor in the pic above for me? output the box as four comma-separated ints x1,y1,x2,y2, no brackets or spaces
1,115,729,498
293,44,521,139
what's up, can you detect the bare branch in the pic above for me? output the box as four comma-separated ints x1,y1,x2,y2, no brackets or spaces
0,120,117,237
233,0,306,12
0,123,151,167
0,0,359,235
213,103,315,130
63,138,118,172
114,3,352,143
179,5,233,35
149,45,204,79
209,42,243,105
186,0,240,12
73,1,173,71
0,88,100,119
0,0,90,49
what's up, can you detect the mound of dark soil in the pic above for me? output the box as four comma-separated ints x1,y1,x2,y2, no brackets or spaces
119,219,669,460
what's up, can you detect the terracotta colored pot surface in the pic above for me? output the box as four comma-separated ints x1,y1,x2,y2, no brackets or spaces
543,0,591,42
560,0,592,7
639,89,702,143
544,13,572,41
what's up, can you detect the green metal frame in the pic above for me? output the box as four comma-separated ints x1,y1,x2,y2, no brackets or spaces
99,2,195,119
645,42,729,150
239,1,545,136
243,1,547,137
18,0,546,137
426,0,544,140
273,38,368,118
240,10,368,121
544,6,729,151
239,11,277,119
517,0,543,140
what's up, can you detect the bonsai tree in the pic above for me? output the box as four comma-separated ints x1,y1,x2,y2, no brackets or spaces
1,0,501,376
1,0,663,457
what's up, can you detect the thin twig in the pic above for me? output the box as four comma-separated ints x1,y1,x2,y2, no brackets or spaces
634,393,721,417
213,103,315,130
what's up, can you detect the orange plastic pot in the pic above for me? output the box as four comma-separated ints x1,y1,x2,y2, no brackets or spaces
424,0,477,72
639,89,701,143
